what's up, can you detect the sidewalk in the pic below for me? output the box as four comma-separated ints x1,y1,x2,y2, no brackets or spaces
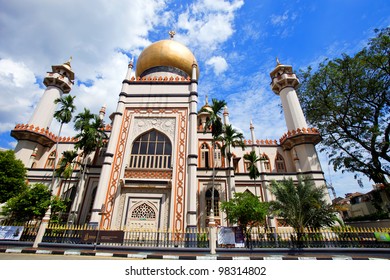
1,242,390,260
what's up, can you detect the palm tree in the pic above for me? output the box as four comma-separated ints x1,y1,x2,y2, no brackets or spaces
55,150,79,196
269,177,337,246
69,109,107,224
55,149,79,222
218,124,245,199
243,151,261,197
199,98,226,219
51,95,76,192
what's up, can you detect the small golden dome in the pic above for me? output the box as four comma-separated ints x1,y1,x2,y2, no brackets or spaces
135,39,199,78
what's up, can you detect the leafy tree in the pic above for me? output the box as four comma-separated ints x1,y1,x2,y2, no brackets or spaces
269,177,337,245
0,150,27,203
199,98,227,219
221,191,269,248
2,183,67,223
51,95,76,190
243,151,261,197
218,124,245,198
298,27,390,187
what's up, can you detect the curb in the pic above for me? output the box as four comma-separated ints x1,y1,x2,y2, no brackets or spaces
0,247,381,260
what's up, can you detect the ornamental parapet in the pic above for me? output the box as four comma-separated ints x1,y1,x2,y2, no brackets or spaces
279,127,321,150
125,76,191,83
244,139,278,146
11,124,77,145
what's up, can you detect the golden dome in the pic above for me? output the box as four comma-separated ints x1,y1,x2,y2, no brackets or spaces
135,39,199,78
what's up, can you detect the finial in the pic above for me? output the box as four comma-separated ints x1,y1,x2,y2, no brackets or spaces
276,57,281,66
63,56,72,68
205,94,209,105
169,30,176,39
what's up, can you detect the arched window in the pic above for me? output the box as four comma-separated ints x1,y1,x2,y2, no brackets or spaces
200,143,210,168
262,154,271,172
206,188,220,216
129,130,172,169
213,143,222,167
275,153,286,173
45,151,56,168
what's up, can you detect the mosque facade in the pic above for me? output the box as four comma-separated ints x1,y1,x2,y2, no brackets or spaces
11,38,331,231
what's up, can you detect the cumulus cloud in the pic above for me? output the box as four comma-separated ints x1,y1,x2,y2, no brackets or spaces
175,0,244,56
0,0,171,140
205,56,228,75
0,59,42,132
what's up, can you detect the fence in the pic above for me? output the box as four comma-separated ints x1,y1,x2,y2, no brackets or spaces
1,221,390,249
248,227,390,248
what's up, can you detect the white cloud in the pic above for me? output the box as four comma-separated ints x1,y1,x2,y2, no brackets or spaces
0,59,42,132
206,56,228,75
270,11,290,26
0,0,171,135
175,0,244,56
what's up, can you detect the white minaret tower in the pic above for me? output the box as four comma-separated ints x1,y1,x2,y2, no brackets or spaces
270,59,307,131
12,59,74,166
270,59,322,174
29,58,74,129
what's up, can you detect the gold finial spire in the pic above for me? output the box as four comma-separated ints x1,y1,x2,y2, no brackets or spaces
61,56,73,71
169,30,176,39
205,94,209,105
276,57,281,66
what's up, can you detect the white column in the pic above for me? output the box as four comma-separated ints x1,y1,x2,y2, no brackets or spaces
28,86,62,130
186,63,198,228
279,87,308,131
90,99,125,225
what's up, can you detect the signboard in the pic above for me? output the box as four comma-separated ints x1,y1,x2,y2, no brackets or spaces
217,227,245,248
0,226,24,240
81,230,124,244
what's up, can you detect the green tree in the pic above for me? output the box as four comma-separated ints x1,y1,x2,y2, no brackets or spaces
218,124,245,198
2,183,67,223
269,177,336,245
298,27,390,187
243,151,261,197
51,95,76,191
221,191,269,248
0,150,27,203
199,98,226,221
70,109,107,223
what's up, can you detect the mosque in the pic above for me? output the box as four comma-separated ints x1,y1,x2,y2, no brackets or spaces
11,35,331,231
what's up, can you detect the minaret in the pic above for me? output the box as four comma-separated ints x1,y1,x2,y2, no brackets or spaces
29,58,74,130
270,59,322,173
124,58,134,81
186,61,199,229
270,59,307,131
223,105,229,125
12,58,74,166
99,105,106,120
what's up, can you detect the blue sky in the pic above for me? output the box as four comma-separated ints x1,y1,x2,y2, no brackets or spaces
0,0,389,197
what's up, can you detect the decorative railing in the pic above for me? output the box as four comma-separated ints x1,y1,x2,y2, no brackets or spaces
129,155,171,169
